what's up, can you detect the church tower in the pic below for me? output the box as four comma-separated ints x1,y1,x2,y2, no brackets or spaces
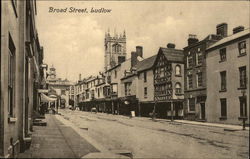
104,29,126,71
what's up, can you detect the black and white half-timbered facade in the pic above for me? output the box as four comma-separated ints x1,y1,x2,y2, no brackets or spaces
153,44,185,119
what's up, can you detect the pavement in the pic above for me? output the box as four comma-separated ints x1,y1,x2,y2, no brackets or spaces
174,119,249,130
17,113,129,158
106,112,249,131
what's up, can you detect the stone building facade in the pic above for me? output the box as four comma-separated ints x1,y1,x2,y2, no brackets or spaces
46,66,73,108
1,0,45,157
206,27,249,125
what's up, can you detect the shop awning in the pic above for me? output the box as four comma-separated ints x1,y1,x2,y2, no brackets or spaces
41,93,57,102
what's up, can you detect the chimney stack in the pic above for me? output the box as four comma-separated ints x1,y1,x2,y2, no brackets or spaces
131,51,138,68
136,46,143,57
167,43,176,49
79,74,81,81
188,34,199,46
233,26,244,34
216,23,228,38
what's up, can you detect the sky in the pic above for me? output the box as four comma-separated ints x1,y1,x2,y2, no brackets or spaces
36,1,249,82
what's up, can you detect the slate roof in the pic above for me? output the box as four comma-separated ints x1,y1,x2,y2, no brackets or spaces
136,55,157,72
135,47,184,72
161,47,184,62
207,29,250,51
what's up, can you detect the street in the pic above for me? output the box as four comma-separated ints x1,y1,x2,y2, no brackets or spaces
59,109,249,159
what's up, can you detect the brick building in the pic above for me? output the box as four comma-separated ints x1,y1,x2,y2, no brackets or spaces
183,24,222,121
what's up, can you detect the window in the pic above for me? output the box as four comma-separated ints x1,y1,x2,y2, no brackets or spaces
112,84,117,94
196,52,202,65
220,71,226,91
112,44,122,53
91,90,95,98
188,98,195,111
220,98,227,118
188,75,193,89
144,87,147,98
98,88,100,97
239,66,247,88
238,41,246,56
219,48,226,62
114,70,117,79
175,83,181,94
125,82,131,96
196,72,202,87
144,72,147,82
175,65,181,76
239,96,247,117
8,34,16,117
61,90,66,95
187,55,193,68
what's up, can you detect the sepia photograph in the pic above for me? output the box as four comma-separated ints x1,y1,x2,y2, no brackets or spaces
0,0,249,158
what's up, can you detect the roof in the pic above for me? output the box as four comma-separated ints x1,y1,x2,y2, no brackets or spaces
136,55,157,72
160,47,184,62
105,63,121,72
207,29,250,51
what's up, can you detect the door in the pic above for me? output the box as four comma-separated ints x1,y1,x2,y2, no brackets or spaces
24,56,29,137
200,103,205,120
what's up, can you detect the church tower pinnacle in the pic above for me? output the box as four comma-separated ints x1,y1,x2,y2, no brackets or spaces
104,28,126,71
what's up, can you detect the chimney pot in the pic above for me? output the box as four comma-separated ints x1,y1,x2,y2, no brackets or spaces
233,26,244,34
136,46,143,57
188,34,199,46
167,43,175,49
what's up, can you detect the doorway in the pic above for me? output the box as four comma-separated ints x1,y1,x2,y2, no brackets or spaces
200,103,205,120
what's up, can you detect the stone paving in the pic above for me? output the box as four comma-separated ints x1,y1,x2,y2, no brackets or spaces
18,114,99,158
